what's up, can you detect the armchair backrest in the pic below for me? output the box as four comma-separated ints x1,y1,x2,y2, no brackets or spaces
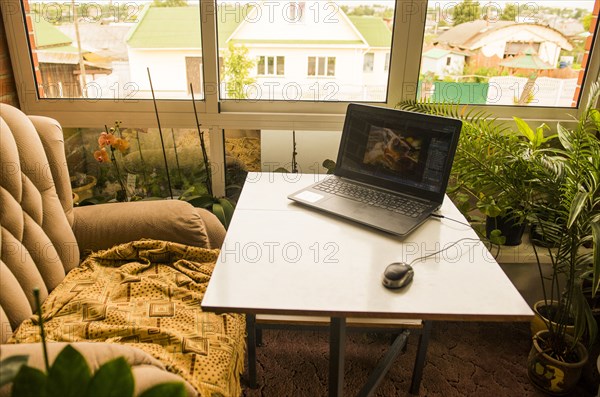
0,104,79,343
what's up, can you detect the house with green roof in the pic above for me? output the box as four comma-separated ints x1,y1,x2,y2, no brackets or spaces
125,1,392,100
421,48,467,78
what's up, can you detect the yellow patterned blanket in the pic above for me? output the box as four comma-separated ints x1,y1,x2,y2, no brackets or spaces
10,240,246,397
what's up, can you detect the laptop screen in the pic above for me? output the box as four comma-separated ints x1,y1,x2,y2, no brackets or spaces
335,104,462,203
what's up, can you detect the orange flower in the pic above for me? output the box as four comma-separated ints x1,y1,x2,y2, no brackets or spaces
98,132,116,148
93,147,110,163
112,138,130,153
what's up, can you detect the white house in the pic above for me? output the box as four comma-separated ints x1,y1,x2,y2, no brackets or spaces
125,1,392,101
433,20,573,67
420,48,467,78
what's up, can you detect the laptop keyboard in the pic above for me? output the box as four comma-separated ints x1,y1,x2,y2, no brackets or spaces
313,178,429,218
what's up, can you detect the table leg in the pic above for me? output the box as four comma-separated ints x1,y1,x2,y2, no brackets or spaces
329,317,346,397
246,313,258,389
410,320,432,395
357,329,410,397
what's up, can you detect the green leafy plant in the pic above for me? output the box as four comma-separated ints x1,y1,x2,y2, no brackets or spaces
1,289,186,397
529,78,600,354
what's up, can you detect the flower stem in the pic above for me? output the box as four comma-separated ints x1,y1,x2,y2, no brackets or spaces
33,288,50,373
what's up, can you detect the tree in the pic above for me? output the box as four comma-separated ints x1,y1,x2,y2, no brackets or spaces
500,3,518,21
583,13,593,32
451,0,481,26
222,42,256,100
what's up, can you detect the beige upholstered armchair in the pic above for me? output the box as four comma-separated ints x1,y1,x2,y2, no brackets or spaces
0,104,239,396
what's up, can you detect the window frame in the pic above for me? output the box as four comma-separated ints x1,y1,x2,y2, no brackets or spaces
2,0,599,132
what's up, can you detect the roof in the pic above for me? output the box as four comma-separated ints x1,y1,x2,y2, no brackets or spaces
58,24,131,61
499,53,554,70
434,20,573,52
31,15,73,48
434,20,515,48
127,5,390,49
126,6,202,48
347,16,392,47
126,5,247,49
422,48,466,59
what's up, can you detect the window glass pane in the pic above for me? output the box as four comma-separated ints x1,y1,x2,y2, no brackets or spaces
277,57,285,75
318,57,326,75
268,56,275,75
25,0,204,100
308,56,316,75
257,56,265,75
224,129,341,201
363,52,374,72
419,0,599,107
327,57,336,76
216,0,395,101
65,125,211,204
22,0,203,100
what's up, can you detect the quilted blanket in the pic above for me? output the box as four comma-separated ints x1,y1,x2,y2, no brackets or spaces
9,240,246,397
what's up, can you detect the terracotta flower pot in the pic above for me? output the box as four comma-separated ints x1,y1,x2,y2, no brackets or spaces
527,330,588,395
530,300,575,337
71,175,97,202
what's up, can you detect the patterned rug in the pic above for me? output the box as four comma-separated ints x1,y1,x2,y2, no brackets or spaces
242,321,600,397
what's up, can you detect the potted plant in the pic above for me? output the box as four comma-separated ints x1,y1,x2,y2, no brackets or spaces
524,79,600,395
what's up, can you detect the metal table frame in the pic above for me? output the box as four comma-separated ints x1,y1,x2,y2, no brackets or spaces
245,314,433,396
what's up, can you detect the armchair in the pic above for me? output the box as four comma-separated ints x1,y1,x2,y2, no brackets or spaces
0,104,240,396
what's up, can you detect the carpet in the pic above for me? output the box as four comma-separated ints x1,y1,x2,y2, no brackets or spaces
242,321,599,397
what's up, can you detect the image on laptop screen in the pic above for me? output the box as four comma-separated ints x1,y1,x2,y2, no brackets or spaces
336,105,460,199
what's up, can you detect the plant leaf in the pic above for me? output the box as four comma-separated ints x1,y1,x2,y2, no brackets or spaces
573,282,597,348
46,345,91,397
514,117,535,144
557,123,573,151
138,382,187,397
591,221,600,297
0,355,29,388
567,191,587,228
212,202,227,229
86,357,134,397
489,229,506,245
218,198,235,228
185,195,216,209
11,366,47,397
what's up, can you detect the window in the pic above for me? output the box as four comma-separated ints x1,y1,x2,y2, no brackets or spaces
216,0,394,101
419,0,600,107
20,0,204,100
4,0,599,157
308,56,336,77
363,52,375,72
256,56,285,76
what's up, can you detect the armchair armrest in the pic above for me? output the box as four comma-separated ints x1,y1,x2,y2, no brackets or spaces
72,200,225,253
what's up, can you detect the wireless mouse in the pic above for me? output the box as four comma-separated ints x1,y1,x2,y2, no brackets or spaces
382,262,414,289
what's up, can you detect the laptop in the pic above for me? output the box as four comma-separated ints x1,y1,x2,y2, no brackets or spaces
288,103,462,236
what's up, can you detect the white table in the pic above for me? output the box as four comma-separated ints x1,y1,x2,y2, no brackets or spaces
202,172,533,396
